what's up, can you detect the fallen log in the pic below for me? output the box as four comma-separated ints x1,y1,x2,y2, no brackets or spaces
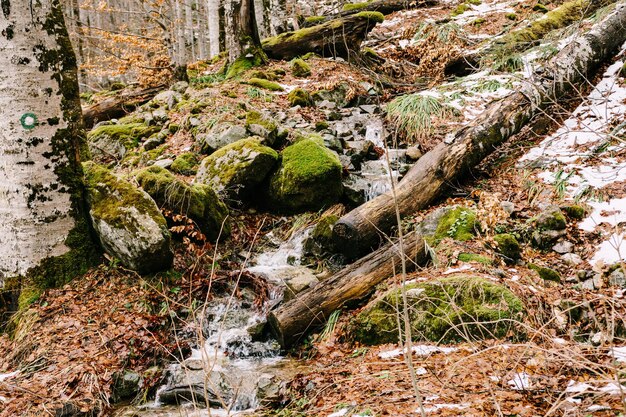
82,86,163,128
303,0,436,27
332,2,626,260
262,12,384,60
268,231,429,348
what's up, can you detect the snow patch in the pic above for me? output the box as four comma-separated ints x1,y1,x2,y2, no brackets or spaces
378,345,457,359
507,372,531,390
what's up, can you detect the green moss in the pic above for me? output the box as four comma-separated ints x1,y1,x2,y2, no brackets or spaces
494,233,521,264
246,78,284,91
533,207,567,230
432,207,478,244
196,137,279,199
246,110,278,133
620,62,626,78
287,88,314,107
467,0,481,4
451,3,470,16
302,52,320,60
528,264,561,282
170,152,200,175
353,11,385,23
562,204,586,220
315,121,329,131
305,15,326,25
83,161,167,232
291,58,312,77
342,2,370,12
533,3,549,12
88,123,160,150
458,253,493,265
505,12,518,20
352,275,525,344
136,166,230,239
472,17,487,25
267,139,343,212
225,44,268,79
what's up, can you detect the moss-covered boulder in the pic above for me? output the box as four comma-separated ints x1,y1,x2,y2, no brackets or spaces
195,138,279,203
531,205,567,248
352,275,524,345
197,123,249,155
246,78,284,91
83,162,173,273
290,58,311,77
494,233,521,264
287,88,314,107
87,123,160,163
528,264,561,282
136,166,230,240
267,139,343,213
245,111,283,148
170,152,200,175
426,206,478,245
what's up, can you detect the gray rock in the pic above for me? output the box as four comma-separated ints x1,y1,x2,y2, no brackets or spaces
333,122,353,138
152,90,182,110
112,371,142,402
83,162,173,274
500,201,515,215
406,146,423,161
198,123,248,154
609,268,625,287
360,104,379,114
251,265,318,302
342,176,368,206
189,117,202,127
323,134,344,153
552,241,574,254
417,206,457,237
562,253,582,265
532,229,566,249
143,136,164,151
171,81,189,93
153,158,174,169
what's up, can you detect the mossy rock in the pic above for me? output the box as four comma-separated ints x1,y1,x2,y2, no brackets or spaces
451,3,470,16
304,214,339,256
342,2,371,12
246,78,284,91
83,162,173,273
352,275,525,345
533,3,549,12
494,233,521,264
562,204,586,220
267,139,343,213
87,123,161,163
431,207,478,244
458,253,493,265
291,58,311,77
195,137,279,203
304,15,326,25
225,44,267,79
533,205,566,230
287,88,314,107
245,111,280,147
528,264,561,282
248,70,279,81
136,166,230,240
170,152,200,175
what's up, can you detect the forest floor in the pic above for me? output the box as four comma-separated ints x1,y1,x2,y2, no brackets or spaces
2,0,626,416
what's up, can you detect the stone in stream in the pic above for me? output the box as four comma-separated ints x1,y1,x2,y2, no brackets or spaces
83,162,173,273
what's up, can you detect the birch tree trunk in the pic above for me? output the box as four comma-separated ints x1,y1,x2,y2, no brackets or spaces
207,0,220,57
0,0,97,292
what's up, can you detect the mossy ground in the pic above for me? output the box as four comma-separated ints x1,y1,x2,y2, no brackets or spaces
290,58,311,77
431,207,478,244
352,275,525,345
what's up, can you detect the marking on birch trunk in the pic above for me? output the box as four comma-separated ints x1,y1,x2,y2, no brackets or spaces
20,113,38,130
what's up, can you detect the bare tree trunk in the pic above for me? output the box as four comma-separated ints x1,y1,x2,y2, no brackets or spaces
0,0,97,291
207,0,220,57
332,2,626,260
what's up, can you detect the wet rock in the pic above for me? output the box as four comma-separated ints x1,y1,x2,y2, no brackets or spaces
304,215,339,257
406,146,423,161
136,166,230,240
111,370,142,402
351,275,524,345
267,138,343,213
83,162,173,274
342,176,367,207
198,123,249,154
195,137,279,202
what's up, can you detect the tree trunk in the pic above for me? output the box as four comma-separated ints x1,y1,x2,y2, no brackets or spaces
207,0,220,57
262,12,384,60
0,0,97,291
303,0,436,27
81,85,164,128
268,232,429,348
332,2,626,260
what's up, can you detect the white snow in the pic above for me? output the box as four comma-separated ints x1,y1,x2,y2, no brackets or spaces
507,372,531,390
578,198,626,232
0,371,18,381
328,409,348,417
610,346,626,363
589,233,625,266
421,403,469,413
378,345,457,359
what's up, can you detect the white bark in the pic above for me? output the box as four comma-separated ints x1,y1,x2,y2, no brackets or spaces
207,0,220,57
0,0,88,284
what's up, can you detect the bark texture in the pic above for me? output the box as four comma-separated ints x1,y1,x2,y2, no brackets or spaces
0,0,97,289
268,232,429,348
262,12,384,60
332,2,626,260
